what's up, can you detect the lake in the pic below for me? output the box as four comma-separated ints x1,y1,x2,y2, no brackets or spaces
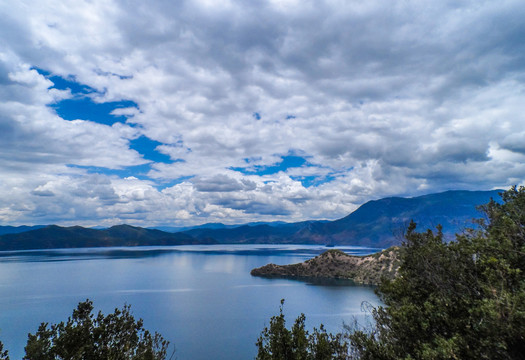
0,245,381,359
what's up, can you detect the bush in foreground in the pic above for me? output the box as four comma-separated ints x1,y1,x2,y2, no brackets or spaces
24,300,169,360
256,299,348,360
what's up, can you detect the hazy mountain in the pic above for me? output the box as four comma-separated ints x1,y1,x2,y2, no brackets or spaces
151,223,240,233
184,190,503,247
152,220,328,233
182,221,320,243
0,224,215,251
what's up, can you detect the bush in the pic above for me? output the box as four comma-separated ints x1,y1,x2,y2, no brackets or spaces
24,299,169,360
256,299,348,360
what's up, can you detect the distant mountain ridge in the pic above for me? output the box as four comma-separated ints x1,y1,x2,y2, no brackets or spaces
289,189,503,247
181,189,503,247
151,220,329,233
182,221,320,244
0,225,46,236
0,224,216,251
0,189,503,250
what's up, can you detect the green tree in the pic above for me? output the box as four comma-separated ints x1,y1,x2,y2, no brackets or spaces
256,299,348,360
24,299,169,360
349,186,525,359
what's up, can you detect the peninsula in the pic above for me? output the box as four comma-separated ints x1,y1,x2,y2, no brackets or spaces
251,247,400,285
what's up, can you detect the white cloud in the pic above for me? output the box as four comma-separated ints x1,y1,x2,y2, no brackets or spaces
0,0,524,226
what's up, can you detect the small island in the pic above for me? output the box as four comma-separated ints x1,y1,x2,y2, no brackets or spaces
251,247,400,285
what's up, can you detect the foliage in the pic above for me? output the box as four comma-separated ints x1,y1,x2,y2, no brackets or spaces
0,340,8,360
256,299,348,360
24,299,169,360
349,186,525,359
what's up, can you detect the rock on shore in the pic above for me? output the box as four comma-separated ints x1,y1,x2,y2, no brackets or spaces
250,247,399,285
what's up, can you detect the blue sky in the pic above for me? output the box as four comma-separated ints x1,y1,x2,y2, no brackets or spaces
0,0,524,227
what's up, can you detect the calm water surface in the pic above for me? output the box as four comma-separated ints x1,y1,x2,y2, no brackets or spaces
0,245,380,359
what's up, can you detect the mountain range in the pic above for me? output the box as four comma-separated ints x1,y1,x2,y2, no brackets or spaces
0,225,45,236
0,189,502,251
0,224,216,251
179,189,502,247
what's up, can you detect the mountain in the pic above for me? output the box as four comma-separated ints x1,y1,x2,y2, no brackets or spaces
151,223,240,233
0,224,216,251
0,225,46,236
182,221,319,243
0,189,503,250
289,189,503,247
152,220,328,233
183,189,503,247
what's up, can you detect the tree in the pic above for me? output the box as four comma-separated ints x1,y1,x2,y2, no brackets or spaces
256,299,348,360
349,186,525,359
24,299,169,360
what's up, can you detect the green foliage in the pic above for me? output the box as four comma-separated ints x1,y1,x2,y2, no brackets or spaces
24,299,169,360
349,186,525,359
0,340,8,360
256,299,348,360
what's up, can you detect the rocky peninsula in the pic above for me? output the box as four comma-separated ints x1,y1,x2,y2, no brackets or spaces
251,247,399,285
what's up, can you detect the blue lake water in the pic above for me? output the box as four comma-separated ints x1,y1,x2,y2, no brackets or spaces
0,245,381,359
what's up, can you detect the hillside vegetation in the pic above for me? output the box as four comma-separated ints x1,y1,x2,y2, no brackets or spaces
251,247,399,285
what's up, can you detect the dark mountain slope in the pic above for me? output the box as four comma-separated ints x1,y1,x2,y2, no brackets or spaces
0,225,46,236
0,224,214,251
292,189,501,247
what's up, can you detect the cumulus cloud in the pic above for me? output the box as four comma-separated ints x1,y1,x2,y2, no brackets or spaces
193,174,257,193
0,0,524,226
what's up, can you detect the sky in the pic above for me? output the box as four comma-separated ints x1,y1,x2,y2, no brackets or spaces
0,0,524,227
